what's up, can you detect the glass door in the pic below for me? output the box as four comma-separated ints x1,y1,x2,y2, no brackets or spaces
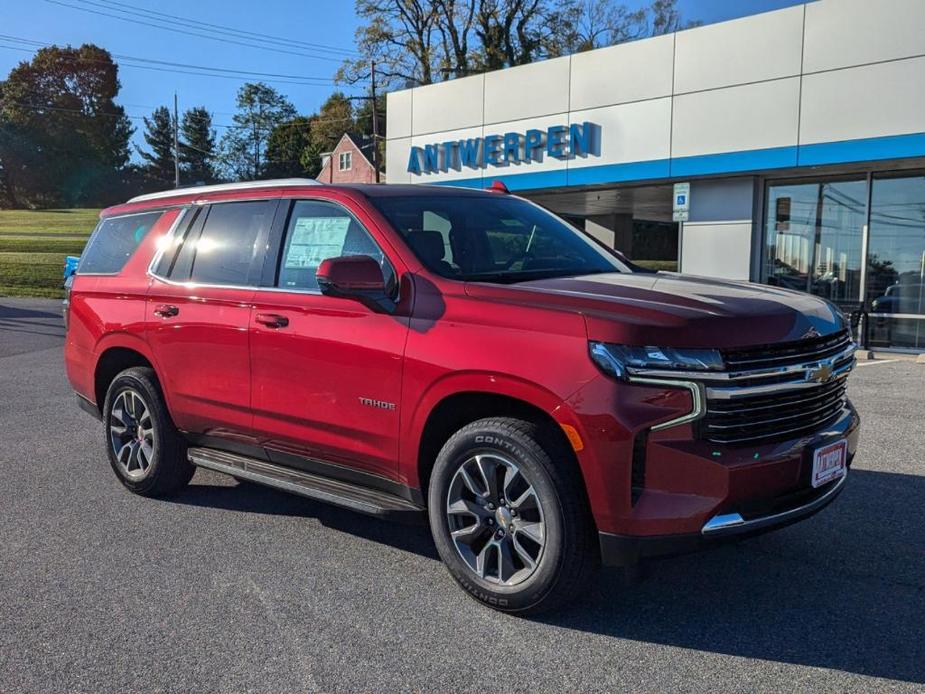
764,179,867,306
866,174,925,350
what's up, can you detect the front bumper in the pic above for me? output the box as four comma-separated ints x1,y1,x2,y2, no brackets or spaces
599,470,848,566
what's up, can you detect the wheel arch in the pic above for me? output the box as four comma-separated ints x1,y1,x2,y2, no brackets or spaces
406,374,592,499
92,338,160,415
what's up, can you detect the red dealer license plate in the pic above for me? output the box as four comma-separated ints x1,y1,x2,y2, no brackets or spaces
811,439,847,488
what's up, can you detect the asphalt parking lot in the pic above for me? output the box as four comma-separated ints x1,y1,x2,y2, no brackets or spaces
1,297,923,693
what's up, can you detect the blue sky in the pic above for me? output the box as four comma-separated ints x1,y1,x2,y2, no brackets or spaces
1,0,804,158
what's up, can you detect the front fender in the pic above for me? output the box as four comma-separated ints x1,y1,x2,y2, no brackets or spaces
398,370,604,502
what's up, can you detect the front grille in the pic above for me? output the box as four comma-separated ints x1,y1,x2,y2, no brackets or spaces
696,329,855,445
701,377,848,444
722,329,852,372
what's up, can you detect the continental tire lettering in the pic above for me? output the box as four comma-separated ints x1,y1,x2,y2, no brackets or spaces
474,435,524,458
455,574,509,607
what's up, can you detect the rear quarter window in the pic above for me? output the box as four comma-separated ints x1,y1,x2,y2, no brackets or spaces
78,211,163,274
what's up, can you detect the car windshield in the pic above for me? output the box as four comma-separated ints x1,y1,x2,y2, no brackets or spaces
370,194,632,283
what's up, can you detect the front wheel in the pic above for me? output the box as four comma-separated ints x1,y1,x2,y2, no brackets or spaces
103,366,194,497
428,417,598,615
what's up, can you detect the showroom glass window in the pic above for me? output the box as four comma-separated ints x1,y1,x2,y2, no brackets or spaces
763,179,866,305
867,174,925,350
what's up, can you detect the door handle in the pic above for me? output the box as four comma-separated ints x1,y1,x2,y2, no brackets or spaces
153,304,179,318
255,313,289,328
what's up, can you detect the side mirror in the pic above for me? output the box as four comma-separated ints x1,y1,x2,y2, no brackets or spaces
316,255,396,313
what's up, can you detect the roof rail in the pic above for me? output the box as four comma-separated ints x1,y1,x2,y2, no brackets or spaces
127,178,324,203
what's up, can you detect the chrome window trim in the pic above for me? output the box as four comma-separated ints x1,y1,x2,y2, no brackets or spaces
626,376,704,431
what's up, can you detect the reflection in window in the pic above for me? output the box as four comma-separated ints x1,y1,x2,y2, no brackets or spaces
764,179,866,305
867,175,925,350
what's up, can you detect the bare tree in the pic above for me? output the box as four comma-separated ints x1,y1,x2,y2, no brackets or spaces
337,0,699,89
337,0,439,88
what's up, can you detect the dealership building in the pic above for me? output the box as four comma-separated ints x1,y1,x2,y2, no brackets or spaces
385,0,925,352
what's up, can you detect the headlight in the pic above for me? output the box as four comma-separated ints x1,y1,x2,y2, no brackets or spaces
589,342,724,379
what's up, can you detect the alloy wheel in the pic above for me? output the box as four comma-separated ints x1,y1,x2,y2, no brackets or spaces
109,388,155,480
445,453,546,586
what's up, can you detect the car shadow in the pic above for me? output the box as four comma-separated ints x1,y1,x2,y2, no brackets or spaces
169,467,923,683
0,303,64,321
170,477,440,560
552,467,925,684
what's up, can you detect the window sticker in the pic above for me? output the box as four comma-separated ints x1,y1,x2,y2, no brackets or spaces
284,216,351,268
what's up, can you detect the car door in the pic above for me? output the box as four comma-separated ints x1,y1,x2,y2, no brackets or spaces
249,197,411,480
146,199,277,442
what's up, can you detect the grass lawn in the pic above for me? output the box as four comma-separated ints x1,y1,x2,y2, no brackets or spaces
0,208,100,234
0,209,98,298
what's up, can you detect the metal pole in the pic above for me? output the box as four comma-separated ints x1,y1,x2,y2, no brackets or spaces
370,60,380,183
173,92,180,188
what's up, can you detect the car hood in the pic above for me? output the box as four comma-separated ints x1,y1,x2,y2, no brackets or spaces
465,272,845,349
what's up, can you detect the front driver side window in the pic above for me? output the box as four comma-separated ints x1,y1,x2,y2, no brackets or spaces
277,200,395,292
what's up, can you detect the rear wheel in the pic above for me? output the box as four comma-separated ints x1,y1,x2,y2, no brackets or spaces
428,417,598,615
103,367,194,497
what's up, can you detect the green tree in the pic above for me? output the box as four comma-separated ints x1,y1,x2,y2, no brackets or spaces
180,106,217,184
219,82,297,180
0,44,132,207
352,93,385,173
138,106,175,189
264,116,319,178
309,92,355,157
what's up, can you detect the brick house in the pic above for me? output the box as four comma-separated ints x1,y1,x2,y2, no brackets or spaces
316,133,380,184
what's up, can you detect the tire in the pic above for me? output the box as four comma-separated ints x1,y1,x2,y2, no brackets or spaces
102,366,194,497
428,417,599,615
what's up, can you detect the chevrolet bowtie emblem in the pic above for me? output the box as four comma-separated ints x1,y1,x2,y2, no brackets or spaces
806,360,834,384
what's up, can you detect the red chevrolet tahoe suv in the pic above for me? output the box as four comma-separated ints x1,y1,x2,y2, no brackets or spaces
65,178,858,614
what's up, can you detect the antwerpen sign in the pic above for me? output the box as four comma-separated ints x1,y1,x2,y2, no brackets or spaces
407,121,600,174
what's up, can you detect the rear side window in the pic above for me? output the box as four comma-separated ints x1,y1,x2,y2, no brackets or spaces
156,200,271,285
190,201,271,286
78,211,163,274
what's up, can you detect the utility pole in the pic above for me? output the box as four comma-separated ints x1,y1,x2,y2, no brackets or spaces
253,103,262,180
173,92,180,188
370,60,380,183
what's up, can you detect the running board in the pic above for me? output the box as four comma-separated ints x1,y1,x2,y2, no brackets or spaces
187,448,425,523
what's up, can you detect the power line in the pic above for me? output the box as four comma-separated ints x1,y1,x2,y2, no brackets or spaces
6,100,362,133
0,35,364,85
43,0,351,63
88,0,358,57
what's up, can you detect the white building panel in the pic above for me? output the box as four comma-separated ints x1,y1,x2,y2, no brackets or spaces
673,5,803,94
681,221,752,280
385,137,412,184
800,56,925,144
409,126,484,184
483,57,571,125
803,0,925,73
569,34,674,111
386,89,413,140
568,98,671,169
671,77,800,158
411,74,484,135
